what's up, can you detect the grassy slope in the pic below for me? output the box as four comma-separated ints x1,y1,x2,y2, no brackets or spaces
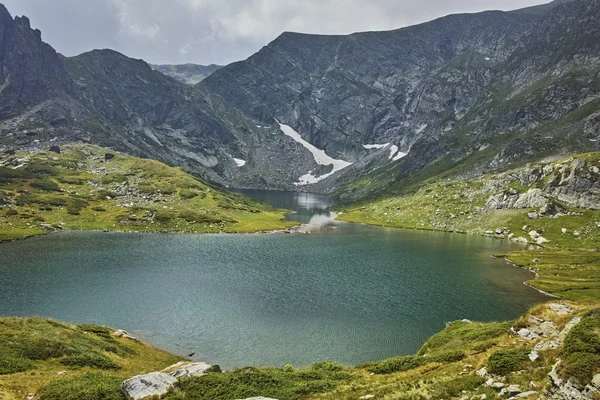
0,145,296,242
0,318,182,400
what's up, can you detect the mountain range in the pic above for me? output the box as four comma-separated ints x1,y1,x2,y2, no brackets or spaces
0,0,599,199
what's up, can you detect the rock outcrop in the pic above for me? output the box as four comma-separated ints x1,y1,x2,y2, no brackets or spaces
545,362,600,399
121,372,177,400
121,361,221,399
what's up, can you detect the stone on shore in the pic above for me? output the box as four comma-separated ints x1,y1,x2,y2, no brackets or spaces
167,361,221,378
121,372,177,400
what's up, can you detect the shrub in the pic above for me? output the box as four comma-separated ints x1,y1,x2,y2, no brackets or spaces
66,197,88,215
368,355,424,374
60,352,119,370
472,340,498,352
30,178,60,191
431,350,466,363
179,189,199,199
487,347,531,375
562,352,600,384
78,324,112,339
164,365,351,400
37,374,124,400
561,309,600,383
13,337,70,360
0,353,35,374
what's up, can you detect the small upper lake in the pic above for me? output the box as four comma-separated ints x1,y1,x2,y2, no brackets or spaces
0,190,548,369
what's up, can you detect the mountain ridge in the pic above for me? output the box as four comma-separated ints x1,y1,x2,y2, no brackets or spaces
0,1,599,194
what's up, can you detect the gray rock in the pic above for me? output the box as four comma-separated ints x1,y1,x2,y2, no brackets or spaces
549,303,572,315
169,362,220,378
235,398,279,400
515,391,537,398
529,351,540,362
121,372,177,400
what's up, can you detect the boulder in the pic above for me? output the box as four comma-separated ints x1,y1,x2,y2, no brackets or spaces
476,367,488,377
168,362,221,378
121,372,177,400
236,398,279,400
49,145,61,154
549,303,572,315
529,351,540,362
515,391,537,398
514,189,547,209
536,236,550,245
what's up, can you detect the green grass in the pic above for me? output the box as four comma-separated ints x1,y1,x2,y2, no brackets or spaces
37,374,124,400
163,363,353,400
0,145,296,242
0,318,182,400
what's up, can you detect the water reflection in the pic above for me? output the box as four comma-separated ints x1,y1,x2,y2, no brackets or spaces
234,189,337,225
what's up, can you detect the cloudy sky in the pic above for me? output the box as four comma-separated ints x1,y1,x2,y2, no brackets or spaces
3,0,549,65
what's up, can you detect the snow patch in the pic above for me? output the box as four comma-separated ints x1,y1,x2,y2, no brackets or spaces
277,121,352,186
233,158,246,167
485,57,491,61
363,143,390,150
388,145,408,161
416,124,428,134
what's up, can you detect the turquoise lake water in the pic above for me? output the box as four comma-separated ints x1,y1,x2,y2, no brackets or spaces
0,190,548,369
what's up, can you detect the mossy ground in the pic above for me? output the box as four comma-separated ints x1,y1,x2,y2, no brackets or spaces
0,145,296,242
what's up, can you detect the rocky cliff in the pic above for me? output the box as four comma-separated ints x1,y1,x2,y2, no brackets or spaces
201,0,600,194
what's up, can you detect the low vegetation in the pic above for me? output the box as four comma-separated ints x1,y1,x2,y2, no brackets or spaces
0,145,296,242
0,318,181,400
164,362,352,400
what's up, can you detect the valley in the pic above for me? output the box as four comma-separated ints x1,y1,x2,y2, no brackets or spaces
0,0,599,399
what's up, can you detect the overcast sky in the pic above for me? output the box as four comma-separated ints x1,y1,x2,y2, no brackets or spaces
3,0,550,66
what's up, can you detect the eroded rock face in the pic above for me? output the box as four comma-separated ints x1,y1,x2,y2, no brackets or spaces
121,372,177,400
545,361,600,400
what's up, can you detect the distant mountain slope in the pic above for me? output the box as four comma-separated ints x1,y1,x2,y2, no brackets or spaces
151,63,222,85
201,0,600,195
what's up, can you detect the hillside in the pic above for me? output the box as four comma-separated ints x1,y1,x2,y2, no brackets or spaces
0,144,295,242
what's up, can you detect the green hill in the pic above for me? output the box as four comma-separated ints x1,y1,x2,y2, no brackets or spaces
0,145,295,242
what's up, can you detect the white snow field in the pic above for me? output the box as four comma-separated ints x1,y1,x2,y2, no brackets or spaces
277,122,352,186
